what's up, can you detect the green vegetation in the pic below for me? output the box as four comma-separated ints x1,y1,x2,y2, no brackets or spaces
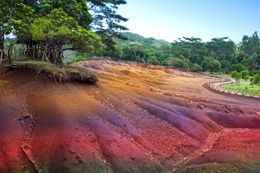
175,163,260,173
0,0,127,66
222,80,260,96
251,74,260,85
224,69,260,96
231,71,242,82
111,32,260,74
64,55,89,65
13,60,91,74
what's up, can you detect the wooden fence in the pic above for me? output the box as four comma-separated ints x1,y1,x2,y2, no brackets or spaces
203,78,260,100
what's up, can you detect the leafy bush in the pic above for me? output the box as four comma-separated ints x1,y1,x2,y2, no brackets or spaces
240,70,249,80
251,74,260,85
202,57,221,73
172,58,190,69
190,63,203,72
231,71,241,81
64,55,89,64
250,70,260,76
161,56,203,71
230,64,247,72
162,57,174,66
147,56,159,65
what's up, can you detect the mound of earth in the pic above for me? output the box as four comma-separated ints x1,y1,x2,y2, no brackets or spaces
4,60,98,84
0,60,260,173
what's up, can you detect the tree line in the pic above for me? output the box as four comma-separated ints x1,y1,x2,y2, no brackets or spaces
0,0,127,66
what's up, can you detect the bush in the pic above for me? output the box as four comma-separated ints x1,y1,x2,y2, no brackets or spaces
162,57,174,66
231,70,241,82
64,55,89,64
171,57,190,69
190,63,203,72
252,74,260,85
241,70,249,80
147,56,159,65
202,57,221,73
250,70,260,76
230,64,247,72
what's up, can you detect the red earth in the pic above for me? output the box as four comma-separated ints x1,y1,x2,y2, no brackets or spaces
0,60,260,173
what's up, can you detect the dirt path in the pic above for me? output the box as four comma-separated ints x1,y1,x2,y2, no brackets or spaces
1,60,260,173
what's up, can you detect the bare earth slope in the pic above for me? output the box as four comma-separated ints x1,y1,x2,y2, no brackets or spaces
0,60,260,173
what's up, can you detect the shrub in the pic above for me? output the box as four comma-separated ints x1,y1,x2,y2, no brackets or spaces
250,70,260,76
64,55,89,64
231,71,241,82
171,57,190,69
241,70,249,80
147,56,159,65
230,64,247,72
202,57,221,73
252,74,260,85
190,63,203,72
162,57,174,66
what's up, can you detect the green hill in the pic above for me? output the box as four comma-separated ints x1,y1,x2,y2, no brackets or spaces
117,32,172,49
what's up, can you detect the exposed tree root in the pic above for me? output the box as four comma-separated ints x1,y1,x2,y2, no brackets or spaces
5,62,98,84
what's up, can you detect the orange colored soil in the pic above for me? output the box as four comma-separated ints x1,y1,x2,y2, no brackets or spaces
0,60,260,173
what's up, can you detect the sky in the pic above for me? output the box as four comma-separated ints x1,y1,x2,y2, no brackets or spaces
117,0,260,43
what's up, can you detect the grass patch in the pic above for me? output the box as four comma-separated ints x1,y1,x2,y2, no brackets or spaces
10,60,98,84
13,60,89,74
175,163,260,173
222,80,260,96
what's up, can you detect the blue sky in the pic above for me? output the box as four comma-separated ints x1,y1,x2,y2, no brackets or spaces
118,0,260,43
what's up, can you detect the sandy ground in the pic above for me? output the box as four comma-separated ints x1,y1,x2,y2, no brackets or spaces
0,60,260,173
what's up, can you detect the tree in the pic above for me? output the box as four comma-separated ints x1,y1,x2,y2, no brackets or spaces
0,1,104,66
171,37,208,65
29,8,102,66
202,57,221,73
120,44,148,62
88,0,128,56
24,0,92,28
20,0,94,60
239,32,260,70
0,0,33,63
207,37,236,71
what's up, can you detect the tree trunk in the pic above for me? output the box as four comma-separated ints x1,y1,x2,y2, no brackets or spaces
41,41,63,67
54,44,63,67
42,43,49,61
0,31,5,61
7,42,15,65
27,40,34,59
